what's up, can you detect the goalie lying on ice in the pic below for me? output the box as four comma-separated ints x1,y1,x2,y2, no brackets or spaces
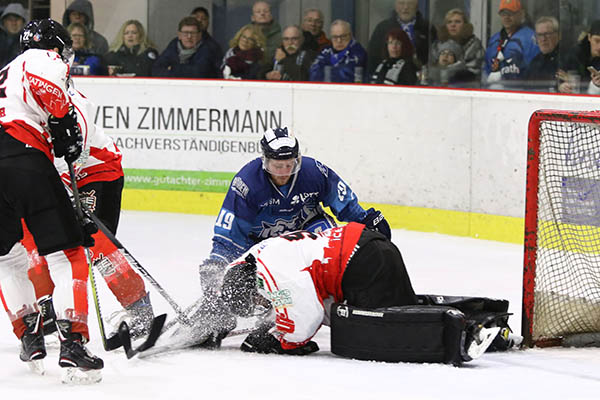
202,222,521,364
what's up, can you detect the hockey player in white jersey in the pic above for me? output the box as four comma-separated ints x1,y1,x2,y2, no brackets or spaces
198,222,517,364
0,19,103,382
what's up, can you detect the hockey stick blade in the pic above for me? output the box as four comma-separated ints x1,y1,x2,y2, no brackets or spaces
118,313,167,359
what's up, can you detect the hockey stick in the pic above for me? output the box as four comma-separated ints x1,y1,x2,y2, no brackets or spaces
118,313,167,359
67,163,122,351
81,210,192,326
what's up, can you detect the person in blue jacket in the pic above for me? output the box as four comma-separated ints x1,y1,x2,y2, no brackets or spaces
152,16,221,78
483,0,539,89
309,19,367,83
203,127,391,271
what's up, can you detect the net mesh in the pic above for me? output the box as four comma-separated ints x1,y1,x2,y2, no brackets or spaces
533,119,600,341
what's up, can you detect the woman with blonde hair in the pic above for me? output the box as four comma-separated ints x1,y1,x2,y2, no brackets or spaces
429,8,484,84
104,19,158,77
221,24,267,79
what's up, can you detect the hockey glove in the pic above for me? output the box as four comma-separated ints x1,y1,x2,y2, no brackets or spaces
48,106,83,163
240,330,319,356
361,208,391,240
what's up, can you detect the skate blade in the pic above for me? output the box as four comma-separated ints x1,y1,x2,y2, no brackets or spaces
61,367,102,385
468,327,501,360
26,359,45,375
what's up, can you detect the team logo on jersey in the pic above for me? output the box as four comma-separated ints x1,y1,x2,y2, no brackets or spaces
290,191,319,205
336,305,349,318
81,189,97,213
269,289,293,310
259,216,300,238
315,160,328,177
93,254,116,277
231,177,249,199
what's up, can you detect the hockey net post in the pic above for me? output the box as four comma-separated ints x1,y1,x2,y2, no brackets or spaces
522,109,600,347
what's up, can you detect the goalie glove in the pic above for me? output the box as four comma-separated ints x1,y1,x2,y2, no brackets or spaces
240,330,319,356
361,208,391,240
48,106,83,163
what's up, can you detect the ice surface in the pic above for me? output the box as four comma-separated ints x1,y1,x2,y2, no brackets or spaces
2,211,600,399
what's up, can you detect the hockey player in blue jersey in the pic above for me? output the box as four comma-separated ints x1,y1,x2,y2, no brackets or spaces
205,127,391,267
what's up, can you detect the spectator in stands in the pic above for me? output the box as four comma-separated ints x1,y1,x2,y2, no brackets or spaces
369,28,418,86
68,22,105,76
310,20,367,83
152,16,222,79
367,0,435,74
104,20,158,77
250,1,281,65
560,20,600,94
301,8,331,52
221,24,266,80
430,8,484,84
0,3,27,69
264,25,316,82
524,16,562,92
62,0,108,55
191,6,223,66
427,39,476,87
483,0,539,90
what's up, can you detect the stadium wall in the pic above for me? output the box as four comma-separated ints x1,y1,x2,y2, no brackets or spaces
74,77,600,244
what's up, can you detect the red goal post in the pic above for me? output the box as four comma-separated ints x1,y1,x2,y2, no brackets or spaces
523,109,600,347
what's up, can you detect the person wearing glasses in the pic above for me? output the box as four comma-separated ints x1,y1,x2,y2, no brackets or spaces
221,24,267,80
301,8,331,52
265,25,316,81
483,0,539,90
309,19,367,83
152,16,221,78
523,16,562,92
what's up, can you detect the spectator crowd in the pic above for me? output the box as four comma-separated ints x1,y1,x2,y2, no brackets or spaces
2,0,600,94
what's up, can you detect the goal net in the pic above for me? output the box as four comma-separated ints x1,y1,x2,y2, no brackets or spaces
522,110,600,347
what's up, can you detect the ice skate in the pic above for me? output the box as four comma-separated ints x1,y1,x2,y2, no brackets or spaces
57,320,103,384
19,312,46,375
37,295,57,335
462,325,501,361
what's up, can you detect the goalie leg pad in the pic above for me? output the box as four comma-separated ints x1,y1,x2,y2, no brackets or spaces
330,303,467,364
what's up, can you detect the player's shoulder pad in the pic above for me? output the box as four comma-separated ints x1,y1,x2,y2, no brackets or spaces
23,49,70,117
303,156,330,178
229,158,262,200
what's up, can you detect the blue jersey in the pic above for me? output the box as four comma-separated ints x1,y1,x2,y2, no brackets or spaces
484,26,539,80
209,156,367,262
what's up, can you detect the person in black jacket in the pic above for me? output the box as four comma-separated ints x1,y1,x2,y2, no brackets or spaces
0,3,27,69
559,19,600,94
104,20,158,77
524,16,562,92
367,0,435,74
370,28,418,86
152,16,221,79
264,25,317,82
191,6,223,70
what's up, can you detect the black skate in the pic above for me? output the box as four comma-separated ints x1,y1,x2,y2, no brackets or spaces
19,312,46,375
125,292,155,340
57,320,103,384
37,295,57,335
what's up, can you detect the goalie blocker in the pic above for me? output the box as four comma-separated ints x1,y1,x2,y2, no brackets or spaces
331,295,512,365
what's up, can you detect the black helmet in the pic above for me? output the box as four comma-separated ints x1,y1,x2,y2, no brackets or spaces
260,127,302,176
20,19,74,63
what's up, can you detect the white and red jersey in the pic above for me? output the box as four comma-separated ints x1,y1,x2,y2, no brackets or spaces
228,222,365,349
0,49,71,160
54,88,123,188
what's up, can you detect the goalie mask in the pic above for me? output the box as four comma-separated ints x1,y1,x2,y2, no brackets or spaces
260,127,302,177
221,254,269,317
20,19,75,66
